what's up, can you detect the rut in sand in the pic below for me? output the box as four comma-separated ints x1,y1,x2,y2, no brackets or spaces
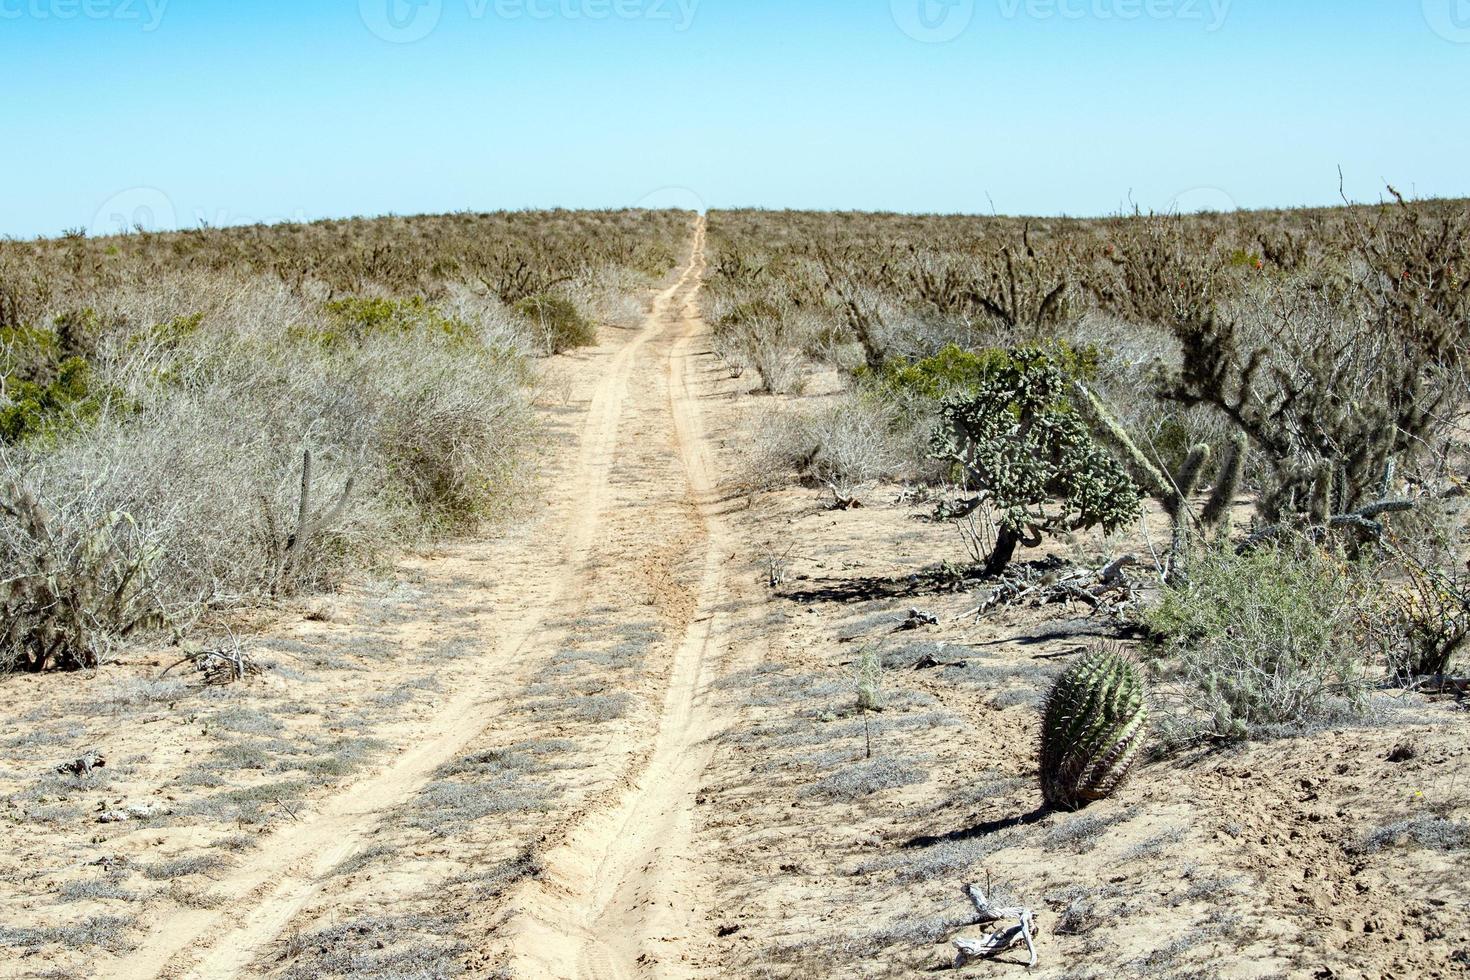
501,214,751,980
97,216,740,980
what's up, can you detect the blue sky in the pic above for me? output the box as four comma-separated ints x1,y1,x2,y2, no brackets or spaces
2,0,1467,236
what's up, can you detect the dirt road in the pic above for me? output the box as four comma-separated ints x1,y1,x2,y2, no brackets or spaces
97,215,743,980
503,214,744,980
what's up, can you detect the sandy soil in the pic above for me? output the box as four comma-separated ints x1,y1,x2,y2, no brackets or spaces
2,217,1467,980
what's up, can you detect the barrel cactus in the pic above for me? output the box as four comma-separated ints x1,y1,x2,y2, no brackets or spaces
1039,646,1148,810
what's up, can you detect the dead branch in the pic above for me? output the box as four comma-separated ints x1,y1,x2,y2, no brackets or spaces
161,632,263,686
953,882,1038,969
959,555,1139,622
55,750,105,776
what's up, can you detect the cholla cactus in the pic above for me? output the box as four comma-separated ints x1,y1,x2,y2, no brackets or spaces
1074,382,1245,581
932,347,1140,577
1039,646,1148,810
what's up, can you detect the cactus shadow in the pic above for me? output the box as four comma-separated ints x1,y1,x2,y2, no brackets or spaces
901,805,1051,850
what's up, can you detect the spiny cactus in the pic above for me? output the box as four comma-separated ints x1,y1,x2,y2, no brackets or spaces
1309,459,1335,525
1073,383,1244,581
1039,646,1148,810
931,349,1140,577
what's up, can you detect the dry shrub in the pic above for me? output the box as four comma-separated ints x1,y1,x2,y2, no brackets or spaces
711,306,809,395
514,293,596,354
0,279,536,670
0,208,689,672
0,485,166,671
742,393,910,501
1094,197,1469,523
1146,538,1374,740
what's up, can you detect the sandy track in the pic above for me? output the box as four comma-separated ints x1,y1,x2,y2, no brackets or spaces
502,215,742,980
98,219,716,980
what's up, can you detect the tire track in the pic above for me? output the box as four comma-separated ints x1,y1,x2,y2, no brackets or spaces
504,215,745,980
99,221,709,980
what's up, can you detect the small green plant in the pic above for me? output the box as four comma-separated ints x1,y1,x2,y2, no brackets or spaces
1038,645,1148,810
514,293,595,353
1226,248,1263,269
1146,539,1371,739
933,345,1139,576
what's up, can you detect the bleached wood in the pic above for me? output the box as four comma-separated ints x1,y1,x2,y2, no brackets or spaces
954,883,1038,969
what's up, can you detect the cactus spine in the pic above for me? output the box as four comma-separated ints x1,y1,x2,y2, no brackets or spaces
1073,382,1245,581
1038,646,1148,810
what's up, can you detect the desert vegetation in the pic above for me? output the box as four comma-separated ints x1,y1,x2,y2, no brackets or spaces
688,198,1469,974
0,209,688,672
2,199,1467,980
705,196,1470,740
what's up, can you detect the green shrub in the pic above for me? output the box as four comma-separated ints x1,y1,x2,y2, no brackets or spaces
0,357,111,445
0,314,129,445
125,312,204,352
514,293,595,353
315,297,475,347
1145,540,1372,740
0,323,63,380
867,341,1100,402
933,345,1138,575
